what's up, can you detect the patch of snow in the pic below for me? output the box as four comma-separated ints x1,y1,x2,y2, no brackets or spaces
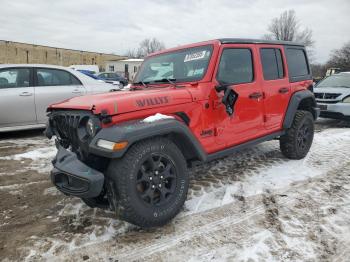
58,202,85,216
185,128,350,214
235,230,276,262
0,181,46,191
142,113,174,123
8,189,23,195
43,187,60,196
0,147,57,161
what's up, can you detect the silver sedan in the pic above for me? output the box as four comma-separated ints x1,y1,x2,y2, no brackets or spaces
0,64,119,132
314,72,350,120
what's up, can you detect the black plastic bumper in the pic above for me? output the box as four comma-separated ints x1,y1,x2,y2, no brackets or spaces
51,146,104,198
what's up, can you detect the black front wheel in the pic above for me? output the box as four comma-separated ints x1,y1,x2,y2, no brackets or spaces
280,110,314,159
106,137,188,227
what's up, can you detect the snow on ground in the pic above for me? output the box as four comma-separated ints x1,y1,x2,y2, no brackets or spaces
0,136,55,174
1,120,350,261
0,147,56,161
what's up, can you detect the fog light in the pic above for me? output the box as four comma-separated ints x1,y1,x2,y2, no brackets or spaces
97,139,128,151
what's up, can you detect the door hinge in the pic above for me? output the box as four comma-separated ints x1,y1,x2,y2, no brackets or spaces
263,115,268,122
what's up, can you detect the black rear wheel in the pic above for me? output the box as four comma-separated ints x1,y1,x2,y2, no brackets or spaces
280,110,314,159
106,137,188,227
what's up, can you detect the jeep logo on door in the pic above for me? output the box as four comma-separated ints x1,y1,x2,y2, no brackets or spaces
136,96,170,107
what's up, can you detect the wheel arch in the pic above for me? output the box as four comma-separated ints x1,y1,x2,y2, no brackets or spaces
283,90,319,129
89,119,207,162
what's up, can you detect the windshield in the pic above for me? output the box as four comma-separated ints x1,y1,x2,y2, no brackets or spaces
316,74,350,88
134,45,213,84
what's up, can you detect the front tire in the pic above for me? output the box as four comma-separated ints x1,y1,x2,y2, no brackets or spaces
106,137,189,228
280,110,314,159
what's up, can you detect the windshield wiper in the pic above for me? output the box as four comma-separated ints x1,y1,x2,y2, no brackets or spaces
133,81,149,87
130,81,149,90
152,78,180,88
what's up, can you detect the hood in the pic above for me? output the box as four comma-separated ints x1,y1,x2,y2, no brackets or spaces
48,87,193,115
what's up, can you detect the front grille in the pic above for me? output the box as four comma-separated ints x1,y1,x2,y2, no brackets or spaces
50,112,82,151
316,100,339,104
314,93,341,99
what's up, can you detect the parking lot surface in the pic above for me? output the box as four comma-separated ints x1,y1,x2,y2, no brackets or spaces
1,119,350,261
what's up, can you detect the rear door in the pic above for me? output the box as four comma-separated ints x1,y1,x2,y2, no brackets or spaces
258,46,290,130
34,68,86,123
0,67,36,128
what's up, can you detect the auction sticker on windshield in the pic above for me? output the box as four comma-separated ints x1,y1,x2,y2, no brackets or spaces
184,50,207,62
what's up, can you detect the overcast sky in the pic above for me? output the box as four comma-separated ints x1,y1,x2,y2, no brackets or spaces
1,0,349,63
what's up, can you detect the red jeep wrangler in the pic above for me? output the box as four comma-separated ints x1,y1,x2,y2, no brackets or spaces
46,39,319,227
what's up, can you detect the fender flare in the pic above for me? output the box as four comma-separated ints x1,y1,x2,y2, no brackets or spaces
283,90,319,129
89,118,207,161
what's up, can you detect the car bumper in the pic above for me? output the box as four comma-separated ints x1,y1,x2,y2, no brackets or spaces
51,146,104,198
318,102,350,119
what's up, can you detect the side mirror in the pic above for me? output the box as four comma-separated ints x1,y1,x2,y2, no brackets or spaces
215,83,229,93
214,83,238,116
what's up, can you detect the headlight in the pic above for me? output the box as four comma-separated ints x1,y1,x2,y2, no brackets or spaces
86,118,96,137
97,139,128,151
343,96,350,103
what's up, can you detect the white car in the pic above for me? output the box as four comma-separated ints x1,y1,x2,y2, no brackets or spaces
314,72,350,120
0,64,118,132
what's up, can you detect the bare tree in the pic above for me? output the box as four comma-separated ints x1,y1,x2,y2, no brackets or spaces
264,10,314,47
127,38,165,58
310,63,327,78
327,41,350,71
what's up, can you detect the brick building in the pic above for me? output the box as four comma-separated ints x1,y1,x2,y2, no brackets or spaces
0,40,126,71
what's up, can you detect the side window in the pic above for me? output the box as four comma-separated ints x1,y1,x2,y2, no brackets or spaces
217,48,253,84
36,69,75,86
71,74,82,85
286,48,309,77
260,48,284,80
0,68,30,89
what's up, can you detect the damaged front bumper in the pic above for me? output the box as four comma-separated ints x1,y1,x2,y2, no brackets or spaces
51,146,104,198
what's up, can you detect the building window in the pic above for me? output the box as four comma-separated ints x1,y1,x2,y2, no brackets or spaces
109,65,115,72
134,66,138,73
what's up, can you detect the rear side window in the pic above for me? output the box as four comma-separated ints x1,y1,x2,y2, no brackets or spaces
0,68,30,89
36,69,81,86
260,48,284,80
217,48,253,84
286,48,309,77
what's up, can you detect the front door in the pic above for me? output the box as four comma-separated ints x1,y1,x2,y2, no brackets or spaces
213,44,265,147
0,67,36,128
258,46,290,130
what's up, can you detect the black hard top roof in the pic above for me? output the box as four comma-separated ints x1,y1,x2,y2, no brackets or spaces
218,38,304,47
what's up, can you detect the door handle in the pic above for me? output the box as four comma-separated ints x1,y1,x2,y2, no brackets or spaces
19,92,33,96
249,92,263,100
72,89,82,94
279,87,289,94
